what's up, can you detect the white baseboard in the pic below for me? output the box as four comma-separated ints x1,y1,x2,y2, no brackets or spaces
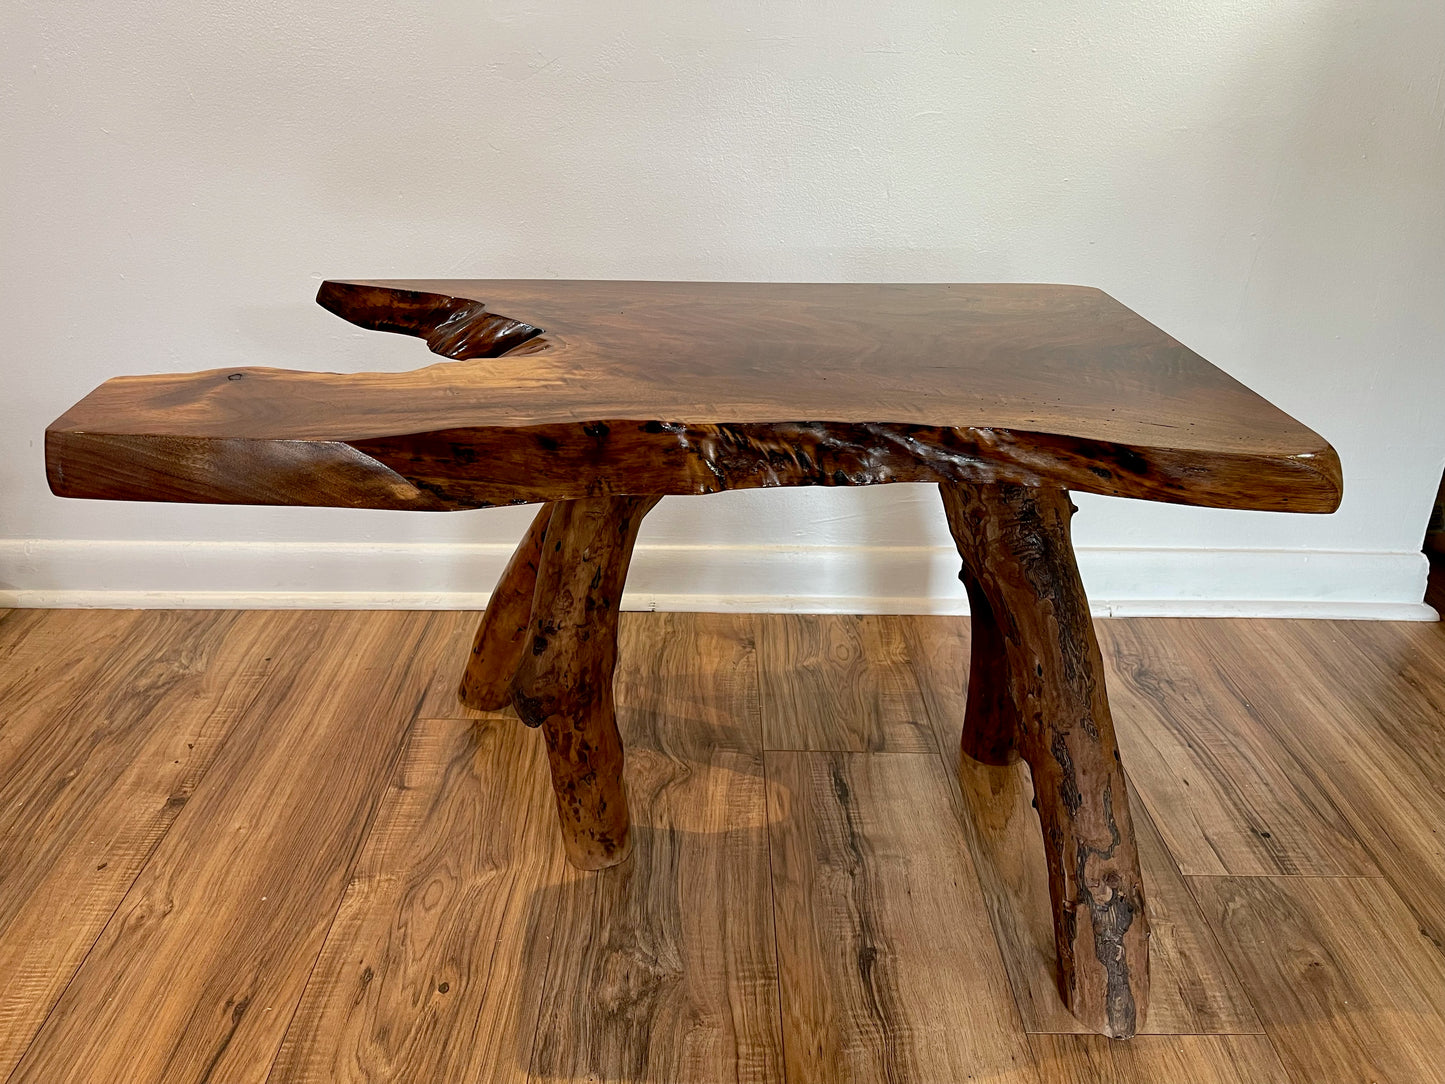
0,539,1435,620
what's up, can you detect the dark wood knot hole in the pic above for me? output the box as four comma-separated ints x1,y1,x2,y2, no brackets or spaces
424,299,544,360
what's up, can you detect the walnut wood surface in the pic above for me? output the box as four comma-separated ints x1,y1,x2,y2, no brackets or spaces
942,482,1149,1039
47,280,1341,513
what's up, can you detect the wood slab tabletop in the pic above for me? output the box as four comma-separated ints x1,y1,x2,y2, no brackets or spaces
46,280,1342,513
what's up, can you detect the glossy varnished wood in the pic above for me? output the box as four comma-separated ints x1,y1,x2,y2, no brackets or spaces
949,760,1260,1035
904,614,1261,1036
47,280,1342,513
510,495,658,869
459,501,554,710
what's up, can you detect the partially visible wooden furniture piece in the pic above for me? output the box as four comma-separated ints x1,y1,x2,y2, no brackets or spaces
46,280,1342,1039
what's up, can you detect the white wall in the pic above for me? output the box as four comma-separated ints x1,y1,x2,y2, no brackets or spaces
3,1,1442,617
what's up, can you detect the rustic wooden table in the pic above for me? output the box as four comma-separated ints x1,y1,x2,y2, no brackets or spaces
46,280,1342,1039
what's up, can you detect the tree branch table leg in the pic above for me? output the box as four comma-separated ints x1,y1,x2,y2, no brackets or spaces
459,501,556,711
957,572,1021,766
940,481,1150,1039
509,494,659,870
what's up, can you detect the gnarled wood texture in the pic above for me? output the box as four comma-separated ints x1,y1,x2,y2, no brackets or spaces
509,495,658,870
47,280,1342,514
458,501,554,711
39,277,1348,1042
941,481,1149,1039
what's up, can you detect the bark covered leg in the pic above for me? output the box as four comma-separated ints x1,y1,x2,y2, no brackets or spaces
459,502,556,711
511,495,658,870
941,481,1149,1039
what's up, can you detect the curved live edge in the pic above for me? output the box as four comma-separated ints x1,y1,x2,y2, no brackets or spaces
45,279,1343,514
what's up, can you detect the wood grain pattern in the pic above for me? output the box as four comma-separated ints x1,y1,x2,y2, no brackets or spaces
269,715,566,1084
414,609,488,719
1095,619,1377,877
531,613,781,1084
949,758,1260,1035
766,751,1036,1083
4,610,1443,1083
0,611,295,1079
942,482,1148,1038
904,617,1258,1036
1185,618,1445,955
47,280,1342,514
757,614,936,752
615,611,763,758
0,608,145,770
1190,875,1445,1084
1026,1035,1290,1084
6,610,448,1084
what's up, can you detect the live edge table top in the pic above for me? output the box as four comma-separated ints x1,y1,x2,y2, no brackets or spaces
46,280,1342,514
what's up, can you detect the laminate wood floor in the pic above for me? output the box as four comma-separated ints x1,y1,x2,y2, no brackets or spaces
1,608,1443,1084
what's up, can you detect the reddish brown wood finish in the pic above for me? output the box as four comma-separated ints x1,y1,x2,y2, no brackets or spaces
458,501,554,711
509,495,658,870
942,481,1149,1039
47,280,1342,515
956,573,1020,767
41,278,1346,1041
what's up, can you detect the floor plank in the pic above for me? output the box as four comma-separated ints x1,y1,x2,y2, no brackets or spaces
528,609,782,1083
767,751,1037,1083
950,754,1261,1035
758,614,936,752
4,609,1445,1082
414,610,485,719
6,610,448,1084
0,610,296,1079
0,608,147,770
1190,618,1445,954
1190,875,1445,1084
905,614,1265,1036
269,715,566,1084
1095,619,1376,877
897,614,970,760
1026,1034,1291,1084
616,611,762,757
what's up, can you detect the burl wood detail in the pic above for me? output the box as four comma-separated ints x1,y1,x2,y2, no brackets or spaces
943,482,1149,1038
43,279,1345,1039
